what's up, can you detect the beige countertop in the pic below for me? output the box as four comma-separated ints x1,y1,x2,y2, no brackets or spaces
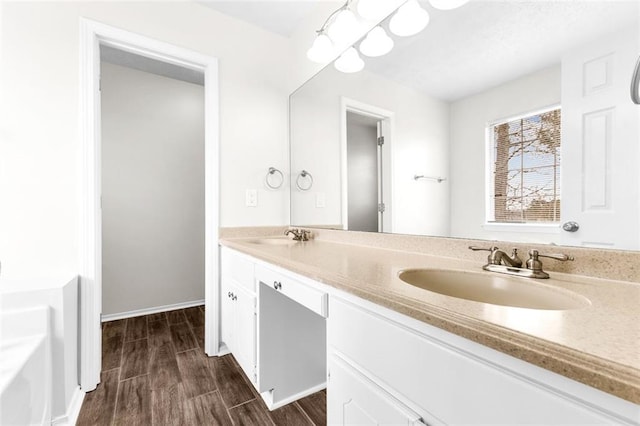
219,236,640,404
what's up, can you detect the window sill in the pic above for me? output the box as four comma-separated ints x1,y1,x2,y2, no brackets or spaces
482,223,561,234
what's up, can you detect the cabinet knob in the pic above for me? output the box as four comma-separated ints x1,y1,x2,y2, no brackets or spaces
273,281,282,290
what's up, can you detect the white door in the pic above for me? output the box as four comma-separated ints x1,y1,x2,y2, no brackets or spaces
561,26,640,249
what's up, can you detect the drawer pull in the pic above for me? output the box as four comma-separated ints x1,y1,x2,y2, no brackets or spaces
273,281,282,290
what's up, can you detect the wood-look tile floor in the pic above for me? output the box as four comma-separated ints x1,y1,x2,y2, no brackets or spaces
78,306,327,425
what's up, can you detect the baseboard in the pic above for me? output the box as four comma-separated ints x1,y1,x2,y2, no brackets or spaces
262,382,327,411
52,386,84,425
101,299,205,322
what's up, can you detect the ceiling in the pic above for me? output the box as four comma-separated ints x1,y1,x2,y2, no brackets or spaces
198,1,325,37
365,1,640,101
195,1,639,101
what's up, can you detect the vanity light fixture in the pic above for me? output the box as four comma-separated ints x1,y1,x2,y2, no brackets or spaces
429,0,471,10
327,6,359,44
307,32,334,63
334,47,365,73
359,26,394,57
389,0,430,37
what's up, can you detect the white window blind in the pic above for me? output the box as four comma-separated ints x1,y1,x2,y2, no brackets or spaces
489,108,561,223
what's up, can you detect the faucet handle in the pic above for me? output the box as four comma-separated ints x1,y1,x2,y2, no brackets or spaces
526,249,574,274
528,249,574,262
468,245,499,252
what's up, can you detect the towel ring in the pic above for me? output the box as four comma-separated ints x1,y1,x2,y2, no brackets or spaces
265,167,284,189
296,170,314,191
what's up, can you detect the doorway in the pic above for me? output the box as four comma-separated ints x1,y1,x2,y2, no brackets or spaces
100,46,205,319
79,19,219,392
340,98,394,233
346,112,384,232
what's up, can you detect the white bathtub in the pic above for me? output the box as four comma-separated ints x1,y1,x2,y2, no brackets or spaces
0,306,52,425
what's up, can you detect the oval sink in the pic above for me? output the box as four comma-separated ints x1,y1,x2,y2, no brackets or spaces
247,238,298,246
398,269,590,310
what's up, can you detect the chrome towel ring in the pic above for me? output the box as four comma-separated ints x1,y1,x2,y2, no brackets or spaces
296,170,314,191
631,55,640,105
266,167,284,189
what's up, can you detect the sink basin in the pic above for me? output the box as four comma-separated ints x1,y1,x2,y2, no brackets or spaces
247,238,298,246
398,269,590,310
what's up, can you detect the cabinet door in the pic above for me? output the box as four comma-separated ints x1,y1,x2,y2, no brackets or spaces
233,285,257,385
328,354,428,426
220,280,234,350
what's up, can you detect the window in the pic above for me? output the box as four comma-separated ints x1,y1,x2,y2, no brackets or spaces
489,107,561,224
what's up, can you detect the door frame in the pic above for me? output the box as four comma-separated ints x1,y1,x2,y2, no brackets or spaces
79,18,220,391
340,97,395,232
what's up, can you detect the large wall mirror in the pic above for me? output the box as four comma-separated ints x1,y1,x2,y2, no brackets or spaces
290,0,640,250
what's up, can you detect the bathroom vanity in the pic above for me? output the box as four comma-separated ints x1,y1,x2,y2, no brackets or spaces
219,236,639,425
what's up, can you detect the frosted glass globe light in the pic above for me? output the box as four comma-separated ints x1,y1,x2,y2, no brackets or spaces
307,33,334,63
359,26,394,57
389,0,430,37
429,0,471,10
328,8,359,43
334,47,365,73
357,0,388,21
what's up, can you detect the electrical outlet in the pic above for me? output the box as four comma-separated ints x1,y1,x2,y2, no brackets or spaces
316,192,326,208
246,189,258,207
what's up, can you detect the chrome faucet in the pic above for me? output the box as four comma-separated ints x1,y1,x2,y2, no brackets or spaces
469,246,573,279
284,228,310,241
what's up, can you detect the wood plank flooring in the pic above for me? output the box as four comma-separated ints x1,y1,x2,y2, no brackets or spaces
78,306,327,425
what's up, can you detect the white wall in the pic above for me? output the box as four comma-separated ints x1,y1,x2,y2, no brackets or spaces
0,1,291,276
449,65,561,243
101,62,204,315
291,67,450,236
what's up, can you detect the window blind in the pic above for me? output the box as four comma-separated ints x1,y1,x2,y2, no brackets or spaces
491,108,561,223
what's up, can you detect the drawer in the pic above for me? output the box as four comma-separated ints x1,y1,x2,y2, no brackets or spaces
221,248,255,293
256,264,328,317
328,297,619,425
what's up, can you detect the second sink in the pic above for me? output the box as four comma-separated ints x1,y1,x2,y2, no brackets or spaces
398,269,590,310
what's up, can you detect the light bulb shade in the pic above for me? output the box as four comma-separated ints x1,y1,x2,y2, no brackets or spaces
334,47,365,73
389,0,430,37
429,0,470,10
356,0,388,21
327,8,359,43
307,33,334,63
359,26,394,57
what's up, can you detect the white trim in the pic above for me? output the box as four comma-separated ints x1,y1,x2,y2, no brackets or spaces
488,103,562,128
101,300,205,322
482,222,561,234
340,97,395,233
79,18,219,392
51,386,85,426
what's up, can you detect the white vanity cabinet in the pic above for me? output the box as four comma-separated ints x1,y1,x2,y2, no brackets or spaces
220,247,257,384
255,263,327,409
328,296,639,425
220,245,638,424
220,247,328,409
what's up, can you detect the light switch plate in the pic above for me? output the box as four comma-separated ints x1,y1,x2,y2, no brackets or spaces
316,192,326,208
246,189,258,207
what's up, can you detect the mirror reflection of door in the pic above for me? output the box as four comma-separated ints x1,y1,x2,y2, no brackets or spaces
347,112,383,232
